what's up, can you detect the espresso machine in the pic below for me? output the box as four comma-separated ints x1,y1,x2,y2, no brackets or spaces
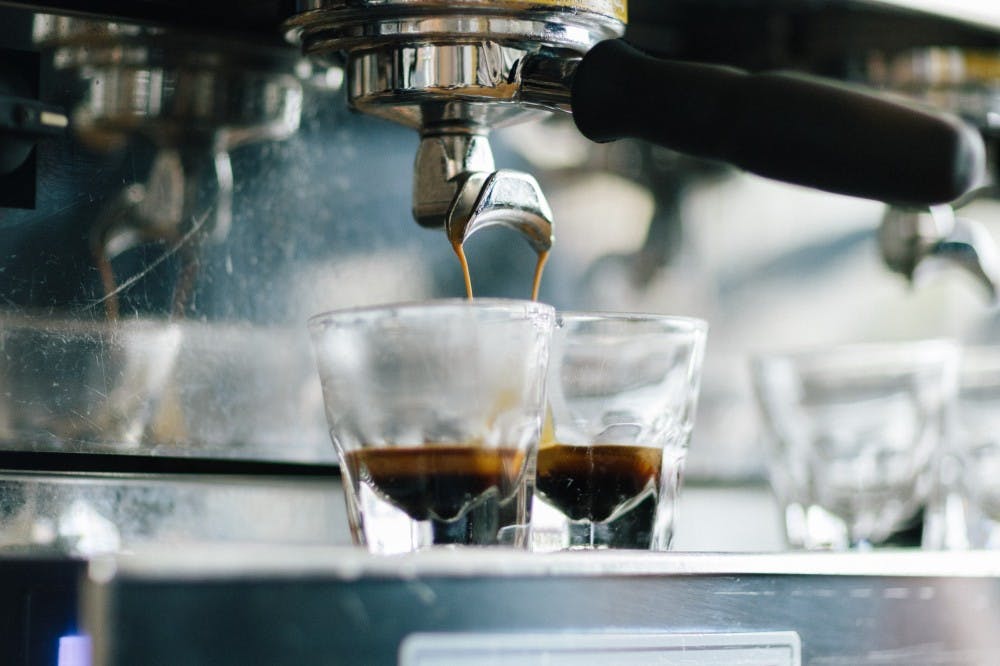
2,1,1000,664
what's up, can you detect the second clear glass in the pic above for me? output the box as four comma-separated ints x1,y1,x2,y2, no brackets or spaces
531,312,707,551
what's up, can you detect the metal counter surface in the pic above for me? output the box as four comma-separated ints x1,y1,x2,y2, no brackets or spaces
0,471,349,556
85,546,1000,665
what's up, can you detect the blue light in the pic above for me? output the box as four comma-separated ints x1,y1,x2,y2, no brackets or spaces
57,634,91,666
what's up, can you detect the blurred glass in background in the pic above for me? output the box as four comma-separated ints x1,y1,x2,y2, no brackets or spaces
752,341,958,550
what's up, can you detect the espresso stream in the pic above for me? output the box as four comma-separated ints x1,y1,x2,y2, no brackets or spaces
451,241,548,301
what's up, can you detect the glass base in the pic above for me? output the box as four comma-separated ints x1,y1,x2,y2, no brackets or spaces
531,492,671,551
352,482,530,554
958,501,1000,549
782,502,925,550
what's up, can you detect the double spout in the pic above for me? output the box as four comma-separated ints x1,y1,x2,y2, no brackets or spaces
879,205,1000,302
414,132,553,256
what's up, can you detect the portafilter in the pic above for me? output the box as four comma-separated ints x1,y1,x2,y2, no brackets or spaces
286,0,987,261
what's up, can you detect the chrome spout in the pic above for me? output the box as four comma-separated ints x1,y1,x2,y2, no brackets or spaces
415,133,553,254
879,205,1000,302
446,170,554,253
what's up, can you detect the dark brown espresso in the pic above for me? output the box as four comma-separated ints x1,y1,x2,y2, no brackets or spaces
344,446,527,521
536,444,662,522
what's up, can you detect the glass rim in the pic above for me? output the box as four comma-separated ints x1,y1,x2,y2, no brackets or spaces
751,338,960,373
556,310,708,334
308,298,555,330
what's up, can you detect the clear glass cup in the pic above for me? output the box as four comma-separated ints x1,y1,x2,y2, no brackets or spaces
309,299,555,554
944,347,1000,549
530,312,707,551
752,341,959,550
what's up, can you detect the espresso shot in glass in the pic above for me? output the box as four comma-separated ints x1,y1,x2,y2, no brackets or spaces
532,313,707,551
309,299,554,554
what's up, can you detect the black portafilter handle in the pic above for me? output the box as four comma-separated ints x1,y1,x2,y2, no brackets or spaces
570,40,985,206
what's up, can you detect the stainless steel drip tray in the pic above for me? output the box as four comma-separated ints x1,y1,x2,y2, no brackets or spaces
85,547,1000,666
